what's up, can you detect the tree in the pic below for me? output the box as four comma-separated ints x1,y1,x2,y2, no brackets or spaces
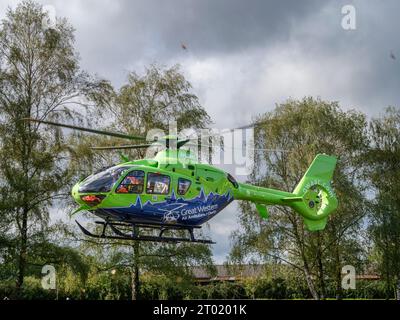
229,97,369,299
366,107,400,299
0,0,111,294
66,64,212,174
74,238,214,300
67,64,215,300
115,64,210,130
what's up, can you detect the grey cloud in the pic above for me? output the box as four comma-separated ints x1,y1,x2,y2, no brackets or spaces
17,0,327,85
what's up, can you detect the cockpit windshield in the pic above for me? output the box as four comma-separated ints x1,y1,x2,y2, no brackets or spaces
78,166,131,193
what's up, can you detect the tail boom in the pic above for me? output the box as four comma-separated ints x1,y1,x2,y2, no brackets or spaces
233,154,338,231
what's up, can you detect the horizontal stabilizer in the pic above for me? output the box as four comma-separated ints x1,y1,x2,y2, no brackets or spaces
255,203,269,219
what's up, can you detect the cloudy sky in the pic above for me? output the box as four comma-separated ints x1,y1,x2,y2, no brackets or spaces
1,0,399,262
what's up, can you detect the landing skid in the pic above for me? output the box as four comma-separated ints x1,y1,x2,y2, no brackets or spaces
75,220,215,244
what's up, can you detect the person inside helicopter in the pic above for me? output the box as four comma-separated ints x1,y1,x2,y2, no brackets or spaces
177,178,191,195
116,170,145,194
146,173,170,194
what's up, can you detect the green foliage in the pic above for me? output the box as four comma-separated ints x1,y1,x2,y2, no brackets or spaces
0,0,111,293
63,63,215,300
230,97,370,299
365,107,400,297
0,273,391,300
114,64,211,133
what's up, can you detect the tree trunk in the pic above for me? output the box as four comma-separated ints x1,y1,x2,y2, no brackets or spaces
334,243,343,299
131,265,139,300
292,218,319,299
303,258,319,299
16,109,31,294
316,232,326,299
384,240,392,299
16,209,28,294
131,235,140,300
331,223,343,299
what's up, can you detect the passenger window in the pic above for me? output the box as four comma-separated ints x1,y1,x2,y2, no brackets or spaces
116,170,145,194
178,178,191,195
146,173,170,195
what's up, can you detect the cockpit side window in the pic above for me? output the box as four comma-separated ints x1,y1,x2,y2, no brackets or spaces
116,170,145,194
78,166,131,193
177,178,191,195
146,173,170,195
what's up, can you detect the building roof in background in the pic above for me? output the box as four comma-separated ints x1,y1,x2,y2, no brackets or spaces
192,264,267,282
192,265,381,282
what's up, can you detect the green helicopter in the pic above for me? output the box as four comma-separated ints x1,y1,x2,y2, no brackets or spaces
23,118,338,244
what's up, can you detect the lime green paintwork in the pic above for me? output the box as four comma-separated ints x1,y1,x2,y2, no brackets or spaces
232,154,338,231
72,150,233,214
71,151,338,231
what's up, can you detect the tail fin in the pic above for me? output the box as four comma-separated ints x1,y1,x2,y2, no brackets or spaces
290,154,338,231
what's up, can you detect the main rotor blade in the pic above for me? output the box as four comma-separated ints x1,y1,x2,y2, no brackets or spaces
22,118,147,141
177,139,190,148
225,119,277,131
184,142,287,153
91,143,161,150
184,119,277,141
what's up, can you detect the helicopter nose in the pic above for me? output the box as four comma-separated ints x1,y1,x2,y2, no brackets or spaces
71,182,83,205
71,182,107,207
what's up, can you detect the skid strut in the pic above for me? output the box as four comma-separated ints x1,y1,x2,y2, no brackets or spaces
75,220,214,244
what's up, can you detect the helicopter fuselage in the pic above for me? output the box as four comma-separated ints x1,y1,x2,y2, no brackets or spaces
23,118,338,241
71,149,339,234
72,153,237,226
